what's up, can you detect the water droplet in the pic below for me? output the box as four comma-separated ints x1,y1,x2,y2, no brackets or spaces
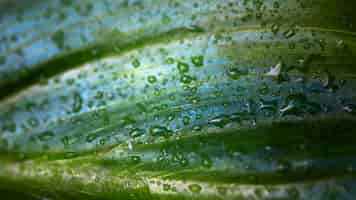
167,114,175,121
258,83,270,95
149,125,171,137
201,157,212,168
271,23,280,34
148,75,157,84
191,96,200,104
165,57,174,64
183,116,190,125
94,91,104,99
161,15,171,25
28,117,39,128
180,157,189,166
283,29,296,38
120,116,137,126
52,30,65,48
99,138,106,145
72,92,83,113
192,125,202,132
322,71,337,91
61,136,70,145
280,93,313,116
38,131,54,141
129,128,145,138
191,55,204,67
130,155,141,164
259,98,278,111
86,132,99,142
209,115,231,128
180,75,194,84
132,58,140,68
189,184,202,193
226,67,248,80
343,104,356,115
177,62,189,73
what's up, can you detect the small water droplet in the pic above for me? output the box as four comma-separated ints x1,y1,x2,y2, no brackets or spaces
129,128,145,138
226,67,248,80
130,155,141,164
201,157,212,168
28,117,39,128
72,92,83,113
180,75,194,84
38,131,55,141
191,55,204,67
132,58,140,68
209,115,231,128
161,15,171,24
177,62,190,73
283,29,296,38
183,116,190,125
343,104,356,115
165,57,174,64
148,75,157,84
189,184,202,193
149,125,171,137
271,23,280,34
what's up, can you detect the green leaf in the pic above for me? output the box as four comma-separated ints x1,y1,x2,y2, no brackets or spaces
0,0,355,199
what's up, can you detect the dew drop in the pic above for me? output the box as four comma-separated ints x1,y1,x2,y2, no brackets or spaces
130,155,141,164
129,128,145,138
132,58,140,68
149,125,171,137
191,55,204,67
148,75,157,84
189,184,202,193
177,62,190,73
226,67,248,80
38,131,55,141
72,92,83,113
